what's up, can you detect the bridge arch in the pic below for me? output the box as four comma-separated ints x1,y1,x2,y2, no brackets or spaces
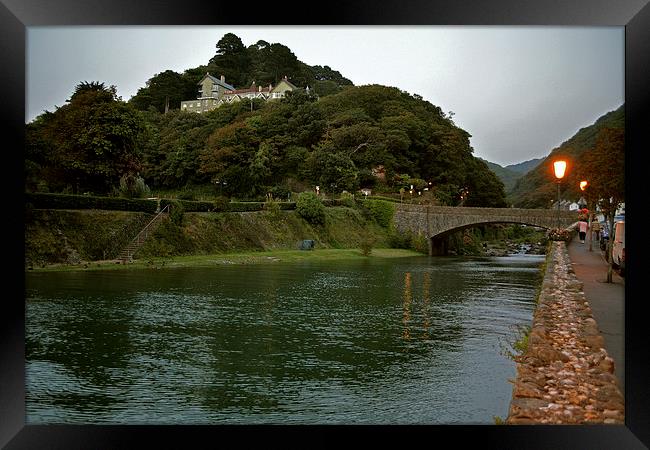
392,204,577,256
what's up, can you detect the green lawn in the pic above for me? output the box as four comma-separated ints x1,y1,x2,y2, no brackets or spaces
27,248,425,272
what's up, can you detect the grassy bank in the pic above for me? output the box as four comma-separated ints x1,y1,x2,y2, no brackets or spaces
25,201,548,271
27,248,425,272
25,204,412,269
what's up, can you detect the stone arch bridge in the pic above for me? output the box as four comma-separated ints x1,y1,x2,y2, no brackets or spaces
393,204,578,255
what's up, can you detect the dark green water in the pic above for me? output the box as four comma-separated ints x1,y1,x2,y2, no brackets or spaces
25,254,543,424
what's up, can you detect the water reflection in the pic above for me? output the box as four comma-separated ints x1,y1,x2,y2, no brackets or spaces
402,272,412,341
26,254,543,424
422,271,431,340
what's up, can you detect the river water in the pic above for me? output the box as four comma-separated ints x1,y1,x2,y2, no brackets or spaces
25,253,544,424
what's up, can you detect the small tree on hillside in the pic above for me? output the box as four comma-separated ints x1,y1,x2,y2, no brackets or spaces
578,127,624,282
295,191,325,225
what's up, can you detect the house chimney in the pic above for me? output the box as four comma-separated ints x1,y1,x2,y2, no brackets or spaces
220,75,225,83
259,85,262,92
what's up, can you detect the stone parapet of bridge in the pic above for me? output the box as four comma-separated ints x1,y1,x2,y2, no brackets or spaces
393,204,577,240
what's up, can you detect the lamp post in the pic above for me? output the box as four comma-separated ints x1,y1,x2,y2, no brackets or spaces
553,160,567,230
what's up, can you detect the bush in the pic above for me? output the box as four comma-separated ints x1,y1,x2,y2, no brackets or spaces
116,173,151,199
168,200,185,226
264,198,282,218
363,200,395,228
212,196,230,212
296,191,325,225
339,192,357,208
359,230,376,256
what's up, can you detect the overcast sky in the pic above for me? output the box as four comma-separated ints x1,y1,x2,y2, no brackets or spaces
26,26,623,167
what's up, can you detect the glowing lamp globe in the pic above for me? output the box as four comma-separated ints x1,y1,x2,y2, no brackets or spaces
553,160,567,180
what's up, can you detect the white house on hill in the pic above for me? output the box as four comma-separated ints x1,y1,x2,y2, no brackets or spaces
181,73,299,113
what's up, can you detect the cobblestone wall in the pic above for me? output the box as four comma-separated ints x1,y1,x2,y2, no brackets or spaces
506,241,625,424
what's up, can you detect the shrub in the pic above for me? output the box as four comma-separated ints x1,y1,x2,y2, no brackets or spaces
359,230,376,256
169,200,185,226
116,173,151,199
263,198,282,218
363,200,395,228
212,196,230,212
339,192,357,208
410,232,429,254
295,192,325,225
177,188,196,201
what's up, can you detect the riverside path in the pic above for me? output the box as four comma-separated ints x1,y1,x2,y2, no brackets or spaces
566,235,625,393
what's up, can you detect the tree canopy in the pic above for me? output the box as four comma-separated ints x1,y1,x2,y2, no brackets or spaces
26,34,508,208
128,33,354,114
26,82,147,194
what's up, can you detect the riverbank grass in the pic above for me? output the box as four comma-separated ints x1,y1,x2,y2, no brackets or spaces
27,248,425,272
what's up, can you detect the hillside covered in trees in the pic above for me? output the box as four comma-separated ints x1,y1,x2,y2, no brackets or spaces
25,33,508,208
508,105,624,209
129,33,354,114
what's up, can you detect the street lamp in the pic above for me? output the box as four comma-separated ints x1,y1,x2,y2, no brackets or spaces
553,160,567,229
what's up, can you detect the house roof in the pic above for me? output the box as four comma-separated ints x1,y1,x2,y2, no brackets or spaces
225,84,272,95
198,73,235,91
271,75,298,90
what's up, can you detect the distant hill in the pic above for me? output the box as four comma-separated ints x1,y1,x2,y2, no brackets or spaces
478,158,521,193
505,158,544,174
508,105,624,208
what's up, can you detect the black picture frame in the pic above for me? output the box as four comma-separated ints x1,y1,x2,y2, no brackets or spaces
3,0,648,447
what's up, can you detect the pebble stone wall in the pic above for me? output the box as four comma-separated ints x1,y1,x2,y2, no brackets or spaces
506,241,625,424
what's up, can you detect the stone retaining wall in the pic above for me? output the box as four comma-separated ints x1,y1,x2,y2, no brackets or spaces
506,241,625,424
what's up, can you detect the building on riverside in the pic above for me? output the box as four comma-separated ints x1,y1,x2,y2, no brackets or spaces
180,73,299,113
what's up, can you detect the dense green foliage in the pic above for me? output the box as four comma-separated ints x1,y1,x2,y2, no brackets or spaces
26,82,147,195
129,33,353,115
26,33,508,209
295,192,325,224
191,83,506,205
129,68,207,113
575,127,624,218
362,200,395,228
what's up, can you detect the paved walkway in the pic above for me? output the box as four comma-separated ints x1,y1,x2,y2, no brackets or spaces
566,234,625,394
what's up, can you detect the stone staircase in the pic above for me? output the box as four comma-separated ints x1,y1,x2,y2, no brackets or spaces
116,204,170,262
